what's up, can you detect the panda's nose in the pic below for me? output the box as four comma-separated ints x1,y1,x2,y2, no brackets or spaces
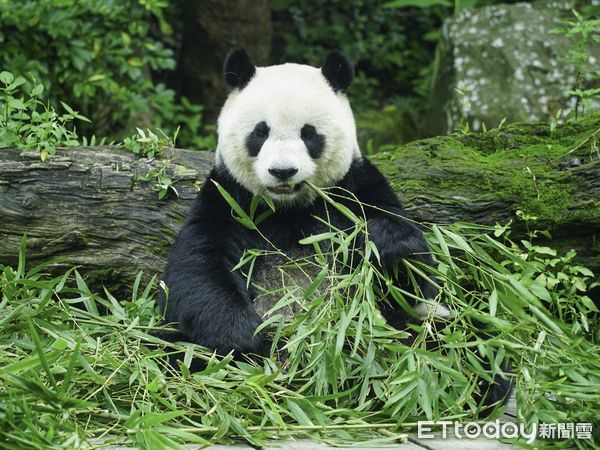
269,168,298,181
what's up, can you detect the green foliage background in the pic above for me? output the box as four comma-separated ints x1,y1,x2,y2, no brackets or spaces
0,0,532,150
0,0,207,148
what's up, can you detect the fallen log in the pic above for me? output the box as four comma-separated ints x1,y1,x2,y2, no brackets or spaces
0,114,598,290
0,146,213,291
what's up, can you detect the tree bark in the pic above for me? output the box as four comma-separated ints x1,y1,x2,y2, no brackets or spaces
0,147,213,291
1,117,598,290
176,0,272,121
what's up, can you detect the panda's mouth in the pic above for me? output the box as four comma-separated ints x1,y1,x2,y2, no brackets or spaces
267,184,302,195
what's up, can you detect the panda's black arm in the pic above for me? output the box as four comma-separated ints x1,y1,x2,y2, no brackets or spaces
339,158,433,262
158,171,267,357
339,158,437,297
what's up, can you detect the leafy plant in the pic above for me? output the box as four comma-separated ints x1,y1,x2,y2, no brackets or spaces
126,126,182,199
0,71,89,160
551,10,600,119
80,134,113,147
0,0,209,148
272,0,445,125
452,81,473,134
1,185,598,448
138,165,179,200
123,127,179,159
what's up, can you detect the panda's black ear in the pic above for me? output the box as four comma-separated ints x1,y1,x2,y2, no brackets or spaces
321,50,354,92
223,48,256,89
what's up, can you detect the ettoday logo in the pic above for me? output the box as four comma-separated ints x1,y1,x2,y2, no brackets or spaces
417,420,593,444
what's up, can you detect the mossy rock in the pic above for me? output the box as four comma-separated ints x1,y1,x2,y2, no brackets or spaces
370,112,600,272
427,1,600,136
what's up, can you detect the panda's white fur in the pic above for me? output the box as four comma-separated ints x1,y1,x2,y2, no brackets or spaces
216,63,361,205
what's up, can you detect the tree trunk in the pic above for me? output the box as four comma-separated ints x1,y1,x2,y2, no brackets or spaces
0,115,598,290
176,0,272,121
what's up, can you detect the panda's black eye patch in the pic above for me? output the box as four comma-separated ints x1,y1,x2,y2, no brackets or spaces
254,122,269,138
301,124,325,159
246,121,269,156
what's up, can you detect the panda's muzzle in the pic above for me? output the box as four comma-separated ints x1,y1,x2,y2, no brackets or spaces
268,167,298,181
268,183,302,195
267,167,301,195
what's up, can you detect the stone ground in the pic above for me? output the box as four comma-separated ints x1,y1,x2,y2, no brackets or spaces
102,395,519,449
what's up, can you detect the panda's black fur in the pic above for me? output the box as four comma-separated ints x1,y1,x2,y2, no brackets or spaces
158,49,512,414
160,156,434,356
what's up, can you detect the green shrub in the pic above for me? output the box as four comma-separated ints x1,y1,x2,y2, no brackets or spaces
0,0,210,148
0,71,89,159
122,127,178,159
272,0,443,110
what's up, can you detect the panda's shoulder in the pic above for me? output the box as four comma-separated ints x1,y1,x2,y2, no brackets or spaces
188,166,251,223
339,157,388,190
337,157,401,208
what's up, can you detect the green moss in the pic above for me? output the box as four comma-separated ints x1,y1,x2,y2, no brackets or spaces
513,183,573,227
555,113,600,141
570,201,600,224
370,111,600,231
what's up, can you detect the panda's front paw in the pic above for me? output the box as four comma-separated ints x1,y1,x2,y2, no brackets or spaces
366,217,431,265
366,217,438,299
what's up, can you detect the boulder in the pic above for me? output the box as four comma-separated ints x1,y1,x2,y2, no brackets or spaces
427,1,600,136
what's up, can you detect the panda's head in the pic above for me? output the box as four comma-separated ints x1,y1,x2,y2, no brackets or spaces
216,48,360,205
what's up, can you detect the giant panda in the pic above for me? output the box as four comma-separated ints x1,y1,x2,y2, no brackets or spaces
158,49,510,411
